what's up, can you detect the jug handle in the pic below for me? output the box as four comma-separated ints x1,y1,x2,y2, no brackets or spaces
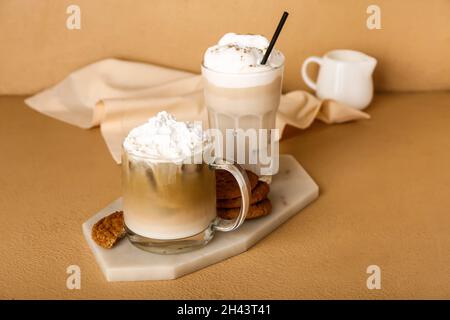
301,56,323,91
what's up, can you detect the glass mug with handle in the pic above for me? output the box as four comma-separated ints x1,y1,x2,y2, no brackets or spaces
122,146,251,254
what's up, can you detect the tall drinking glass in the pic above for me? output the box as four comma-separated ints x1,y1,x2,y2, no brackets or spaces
202,63,283,182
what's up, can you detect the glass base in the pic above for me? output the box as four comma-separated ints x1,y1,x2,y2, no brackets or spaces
125,224,215,255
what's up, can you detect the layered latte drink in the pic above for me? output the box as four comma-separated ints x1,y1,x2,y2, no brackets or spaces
122,112,216,251
122,111,252,254
202,33,284,179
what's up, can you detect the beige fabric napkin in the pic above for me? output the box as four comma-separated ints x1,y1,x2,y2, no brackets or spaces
25,59,369,163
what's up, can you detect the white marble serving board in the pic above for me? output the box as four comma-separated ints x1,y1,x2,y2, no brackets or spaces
82,154,319,281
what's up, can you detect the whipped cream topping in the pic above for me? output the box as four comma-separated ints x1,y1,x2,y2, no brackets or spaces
123,111,205,161
203,33,284,73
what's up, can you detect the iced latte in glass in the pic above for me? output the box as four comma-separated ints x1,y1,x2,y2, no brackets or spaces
202,33,284,180
122,112,251,254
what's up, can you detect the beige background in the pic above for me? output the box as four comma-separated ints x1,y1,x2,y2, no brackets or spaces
1,93,449,299
1,0,450,94
1,0,450,299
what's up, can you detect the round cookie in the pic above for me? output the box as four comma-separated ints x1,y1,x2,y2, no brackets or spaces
216,169,259,200
217,181,270,209
218,198,272,220
92,211,125,249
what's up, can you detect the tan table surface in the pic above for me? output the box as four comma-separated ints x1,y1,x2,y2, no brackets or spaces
0,93,449,299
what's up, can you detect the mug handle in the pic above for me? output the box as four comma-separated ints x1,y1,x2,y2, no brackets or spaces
210,159,251,232
301,56,323,91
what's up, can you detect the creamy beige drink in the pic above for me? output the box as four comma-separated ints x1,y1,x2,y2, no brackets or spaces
202,33,284,178
122,112,215,241
122,111,252,254
123,155,216,240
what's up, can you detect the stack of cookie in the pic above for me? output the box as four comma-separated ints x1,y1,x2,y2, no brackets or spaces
216,170,272,220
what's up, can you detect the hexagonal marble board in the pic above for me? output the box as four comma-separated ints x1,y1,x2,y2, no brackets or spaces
82,154,319,281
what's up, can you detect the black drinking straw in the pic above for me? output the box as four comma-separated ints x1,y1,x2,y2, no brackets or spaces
260,11,289,65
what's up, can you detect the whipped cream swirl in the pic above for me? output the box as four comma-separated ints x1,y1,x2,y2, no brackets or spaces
123,111,205,161
203,33,284,73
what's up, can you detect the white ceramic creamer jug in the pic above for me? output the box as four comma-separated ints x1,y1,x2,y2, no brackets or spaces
301,49,377,110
